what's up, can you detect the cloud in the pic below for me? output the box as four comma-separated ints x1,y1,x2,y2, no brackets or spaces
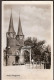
3,4,51,49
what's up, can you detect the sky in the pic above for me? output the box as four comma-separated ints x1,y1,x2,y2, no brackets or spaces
2,4,51,49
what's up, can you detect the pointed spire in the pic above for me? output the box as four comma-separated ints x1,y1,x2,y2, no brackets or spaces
8,9,15,33
17,16,23,35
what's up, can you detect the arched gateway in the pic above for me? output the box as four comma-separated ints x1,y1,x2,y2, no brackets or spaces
4,11,32,66
19,46,31,65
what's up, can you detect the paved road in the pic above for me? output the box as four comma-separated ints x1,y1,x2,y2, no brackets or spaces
3,64,52,80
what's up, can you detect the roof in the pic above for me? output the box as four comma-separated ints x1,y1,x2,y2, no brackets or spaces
8,12,15,33
17,16,23,35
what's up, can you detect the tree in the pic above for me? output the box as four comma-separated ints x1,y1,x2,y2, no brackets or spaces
41,45,51,69
24,37,46,62
24,37,33,46
32,40,45,61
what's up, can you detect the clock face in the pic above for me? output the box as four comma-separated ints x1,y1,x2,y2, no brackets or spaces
20,36,23,39
10,34,13,38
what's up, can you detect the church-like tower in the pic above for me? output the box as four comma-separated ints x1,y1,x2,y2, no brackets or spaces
7,12,16,37
6,12,16,47
6,12,19,66
5,12,24,66
16,16,24,47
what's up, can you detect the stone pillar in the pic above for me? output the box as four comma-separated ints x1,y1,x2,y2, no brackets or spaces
19,49,25,64
30,49,31,64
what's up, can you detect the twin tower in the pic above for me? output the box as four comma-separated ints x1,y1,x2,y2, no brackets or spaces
6,12,24,65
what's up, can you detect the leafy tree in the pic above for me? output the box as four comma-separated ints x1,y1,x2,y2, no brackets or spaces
24,37,33,46
24,37,46,62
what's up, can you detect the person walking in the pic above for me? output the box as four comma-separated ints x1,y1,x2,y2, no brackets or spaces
31,59,34,68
